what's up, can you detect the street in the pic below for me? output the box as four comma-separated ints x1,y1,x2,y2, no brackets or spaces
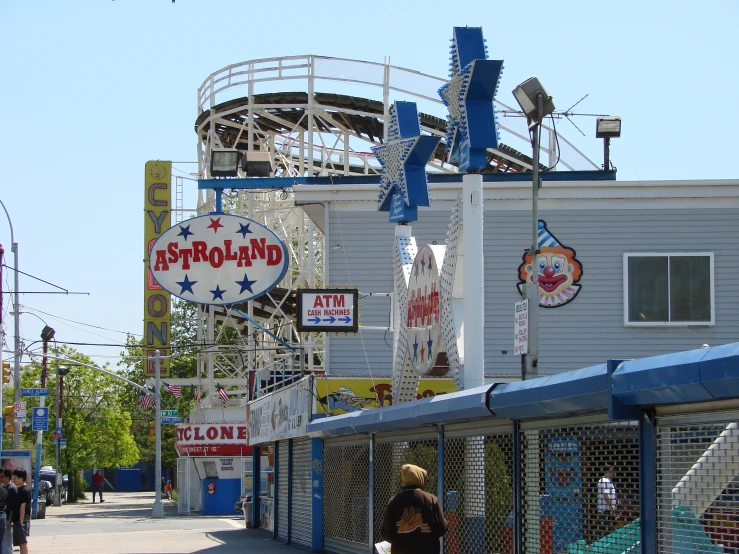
31,492,297,553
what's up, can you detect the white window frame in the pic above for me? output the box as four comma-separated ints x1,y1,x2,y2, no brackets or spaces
623,252,715,327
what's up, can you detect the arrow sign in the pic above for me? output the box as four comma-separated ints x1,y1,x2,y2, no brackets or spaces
295,289,359,333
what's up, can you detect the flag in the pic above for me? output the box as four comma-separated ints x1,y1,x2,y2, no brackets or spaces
216,383,229,405
139,389,154,411
163,381,182,398
191,385,202,406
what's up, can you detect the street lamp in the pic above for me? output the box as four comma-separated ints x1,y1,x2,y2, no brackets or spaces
596,116,622,170
512,77,555,380
0,199,21,446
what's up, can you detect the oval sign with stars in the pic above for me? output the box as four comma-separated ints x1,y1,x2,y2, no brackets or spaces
406,244,444,375
149,214,289,306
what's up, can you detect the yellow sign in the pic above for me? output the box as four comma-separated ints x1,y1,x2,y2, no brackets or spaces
144,161,172,377
315,377,457,415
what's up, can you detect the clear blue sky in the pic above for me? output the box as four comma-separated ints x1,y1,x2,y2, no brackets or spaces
1,0,737,368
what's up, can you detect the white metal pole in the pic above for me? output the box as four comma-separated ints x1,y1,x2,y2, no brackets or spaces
152,350,164,518
53,346,61,506
462,173,484,389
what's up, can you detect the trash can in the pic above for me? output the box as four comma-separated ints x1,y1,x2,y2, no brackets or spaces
36,498,46,520
243,502,252,527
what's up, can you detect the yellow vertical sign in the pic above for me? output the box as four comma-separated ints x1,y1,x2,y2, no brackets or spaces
144,161,171,377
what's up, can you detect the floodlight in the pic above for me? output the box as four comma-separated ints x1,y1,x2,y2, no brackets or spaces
512,77,555,124
41,325,55,341
210,149,240,177
242,151,273,177
596,117,622,138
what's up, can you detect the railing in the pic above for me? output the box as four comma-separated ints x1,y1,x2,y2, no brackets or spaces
197,55,599,171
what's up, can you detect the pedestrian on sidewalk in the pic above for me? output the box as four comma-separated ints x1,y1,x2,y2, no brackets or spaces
91,470,105,504
1,469,17,554
0,470,8,551
165,481,173,500
11,468,31,554
381,464,447,554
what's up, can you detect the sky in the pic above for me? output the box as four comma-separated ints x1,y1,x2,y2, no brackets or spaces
0,0,737,370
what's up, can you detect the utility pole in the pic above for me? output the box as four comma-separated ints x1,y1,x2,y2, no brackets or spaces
521,92,544,381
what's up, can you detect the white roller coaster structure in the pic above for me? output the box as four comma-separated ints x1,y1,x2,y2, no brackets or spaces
185,55,598,408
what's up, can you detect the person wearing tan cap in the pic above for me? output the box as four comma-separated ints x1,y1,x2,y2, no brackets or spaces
381,464,448,554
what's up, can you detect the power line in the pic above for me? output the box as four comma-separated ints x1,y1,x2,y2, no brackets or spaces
21,306,142,337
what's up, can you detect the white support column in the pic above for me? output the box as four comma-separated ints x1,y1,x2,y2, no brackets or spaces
462,173,484,389
206,305,215,408
344,131,350,175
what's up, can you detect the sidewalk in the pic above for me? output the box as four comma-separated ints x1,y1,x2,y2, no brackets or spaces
30,491,298,553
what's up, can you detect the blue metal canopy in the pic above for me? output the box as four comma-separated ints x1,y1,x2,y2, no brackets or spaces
487,364,610,419
612,342,739,406
305,384,492,439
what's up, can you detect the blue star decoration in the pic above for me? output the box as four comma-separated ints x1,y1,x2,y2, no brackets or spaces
413,337,419,361
371,101,440,223
235,273,257,294
438,27,504,173
237,222,252,239
177,224,194,241
210,285,226,301
427,333,434,360
176,274,197,295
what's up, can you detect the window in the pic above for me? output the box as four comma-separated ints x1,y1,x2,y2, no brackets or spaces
623,253,714,326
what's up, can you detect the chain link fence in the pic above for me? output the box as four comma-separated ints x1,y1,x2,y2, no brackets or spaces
324,439,370,549
520,418,640,554
656,418,739,553
443,427,514,554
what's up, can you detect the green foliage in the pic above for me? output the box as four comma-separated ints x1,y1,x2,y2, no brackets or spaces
171,489,178,501
12,346,140,502
117,301,198,475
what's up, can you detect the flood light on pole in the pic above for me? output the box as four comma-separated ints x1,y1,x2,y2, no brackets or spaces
210,149,240,177
512,77,555,126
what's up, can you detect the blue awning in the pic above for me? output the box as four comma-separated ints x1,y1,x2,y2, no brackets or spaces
613,343,739,406
305,384,492,439
487,364,610,419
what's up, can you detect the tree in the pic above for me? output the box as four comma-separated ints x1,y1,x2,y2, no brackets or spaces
18,346,139,502
116,299,198,480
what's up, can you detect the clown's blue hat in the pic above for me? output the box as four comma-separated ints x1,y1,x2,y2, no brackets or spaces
537,220,560,248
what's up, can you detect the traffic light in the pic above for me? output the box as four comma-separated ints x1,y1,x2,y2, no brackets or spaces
1,362,10,384
149,421,156,442
2,417,12,434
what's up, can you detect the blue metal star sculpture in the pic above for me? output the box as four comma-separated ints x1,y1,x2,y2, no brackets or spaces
371,101,440,223
438,27,504,173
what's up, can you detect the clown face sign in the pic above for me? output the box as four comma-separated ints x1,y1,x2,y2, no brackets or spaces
517,221,583,308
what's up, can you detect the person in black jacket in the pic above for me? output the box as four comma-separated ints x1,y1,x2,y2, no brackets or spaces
382,464,448,554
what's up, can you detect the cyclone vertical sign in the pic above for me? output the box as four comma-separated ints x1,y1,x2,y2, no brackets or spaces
144,161,171,377
149,214,289,306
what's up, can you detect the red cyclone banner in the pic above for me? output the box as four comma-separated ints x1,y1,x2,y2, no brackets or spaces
175,423,252,456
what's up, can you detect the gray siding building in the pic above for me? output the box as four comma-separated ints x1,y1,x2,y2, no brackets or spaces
295,178,739,378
